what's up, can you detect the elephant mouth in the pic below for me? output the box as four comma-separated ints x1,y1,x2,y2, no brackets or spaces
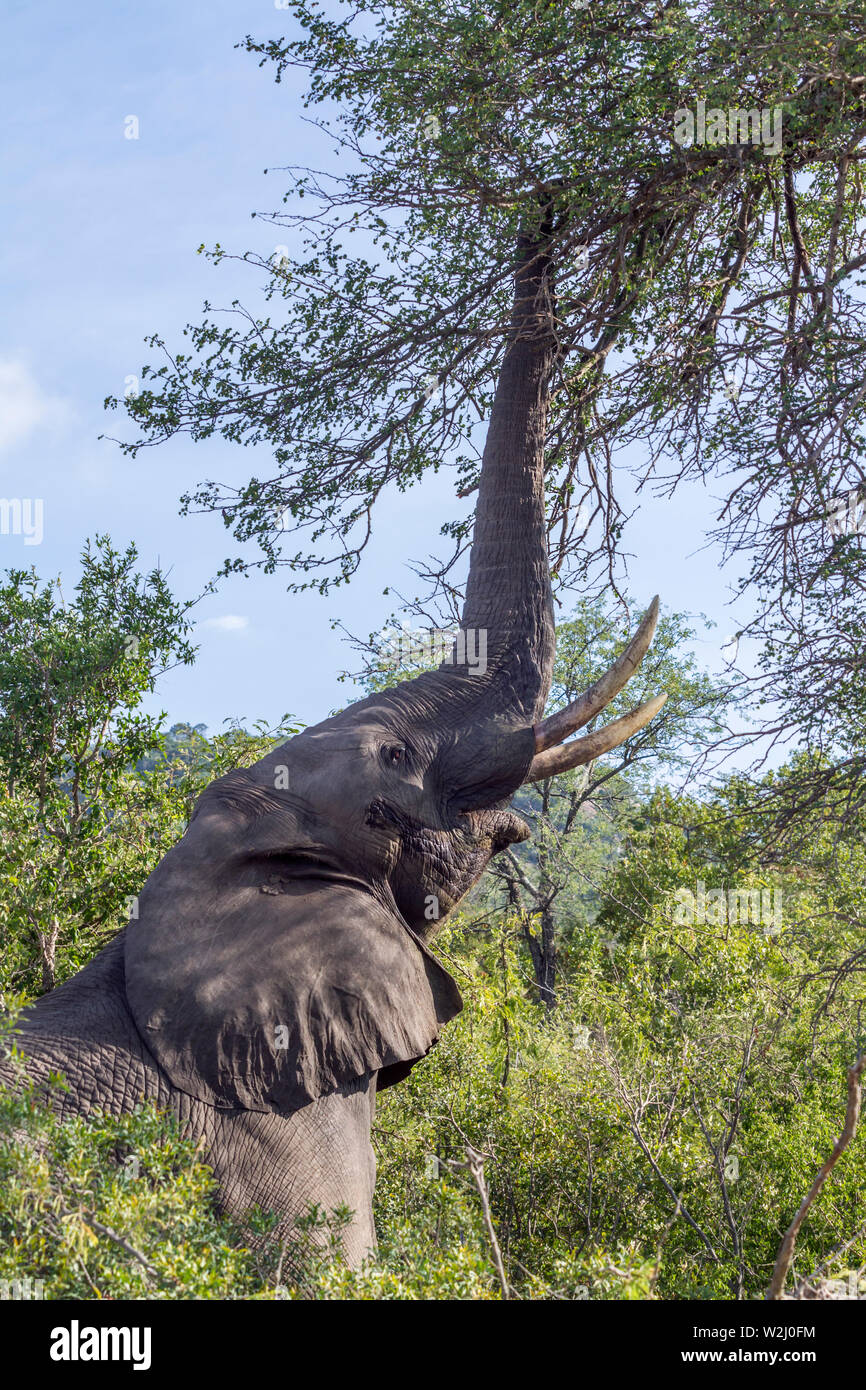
365,797,528,854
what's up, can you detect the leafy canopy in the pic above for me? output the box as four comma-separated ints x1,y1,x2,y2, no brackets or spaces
109,0,866,622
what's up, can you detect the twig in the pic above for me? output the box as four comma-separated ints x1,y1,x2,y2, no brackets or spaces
77,1209,179,1286
464,1146,511,1301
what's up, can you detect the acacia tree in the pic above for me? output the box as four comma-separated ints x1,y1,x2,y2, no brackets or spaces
107,0,866,807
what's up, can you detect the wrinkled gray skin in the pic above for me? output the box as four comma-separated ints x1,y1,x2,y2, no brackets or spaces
1,230,559,1267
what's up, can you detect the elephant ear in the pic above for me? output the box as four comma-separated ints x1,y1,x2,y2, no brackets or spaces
124,792,462,1114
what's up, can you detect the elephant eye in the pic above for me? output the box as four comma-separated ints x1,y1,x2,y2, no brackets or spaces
382,743,407,767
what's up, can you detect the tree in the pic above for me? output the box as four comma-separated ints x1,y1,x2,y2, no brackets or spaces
0,538,298,995
586,766,866,1297
0,538,195,993
369,759,866,1299
104,0,866,825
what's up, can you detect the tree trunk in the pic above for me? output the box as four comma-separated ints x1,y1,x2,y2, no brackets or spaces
37,917,59,994
522,906,557,1012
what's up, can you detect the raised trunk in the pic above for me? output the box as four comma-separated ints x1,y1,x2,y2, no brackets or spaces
320,218,560,806
456,223,558,723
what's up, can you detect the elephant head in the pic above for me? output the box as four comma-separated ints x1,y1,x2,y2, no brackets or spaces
124,222,666,1123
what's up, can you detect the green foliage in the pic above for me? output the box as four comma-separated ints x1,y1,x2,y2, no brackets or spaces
0,535,194,793
110,0,866,629
1,550,864,1301
372,781,866,1299
487,596,727,1004
0,1016,266,1299
2,763,864,1301
0,538,194,994
0,538,300,997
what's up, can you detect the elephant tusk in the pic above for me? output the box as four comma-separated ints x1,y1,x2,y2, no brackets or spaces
532,596,660,753
523,692,668,783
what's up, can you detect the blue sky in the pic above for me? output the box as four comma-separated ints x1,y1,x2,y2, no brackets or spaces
2,0,754,736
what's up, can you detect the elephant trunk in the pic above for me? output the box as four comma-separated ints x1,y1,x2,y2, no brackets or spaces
432,216,667,808
454,219,558,726
306,208,666,812
315,215,561,807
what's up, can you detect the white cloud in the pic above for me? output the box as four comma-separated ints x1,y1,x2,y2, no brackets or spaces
0,359,69,454
201,614,249,632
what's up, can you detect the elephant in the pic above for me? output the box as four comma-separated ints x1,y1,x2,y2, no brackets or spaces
0,221,665,1271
